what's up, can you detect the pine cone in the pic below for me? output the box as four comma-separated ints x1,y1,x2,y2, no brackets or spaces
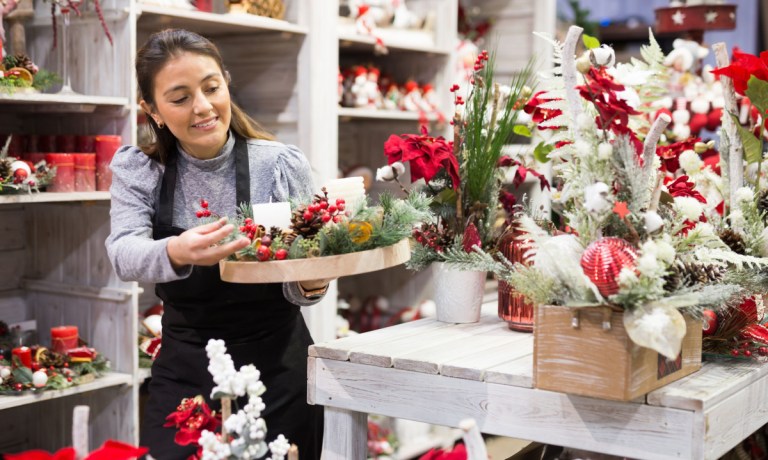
759,189,768,222
281,230,297,247
37,348,70,368
290,206,324,238
0,159,12,182
676,260,726,287
663,263,683,291
3,54,37,75
719,228,747,255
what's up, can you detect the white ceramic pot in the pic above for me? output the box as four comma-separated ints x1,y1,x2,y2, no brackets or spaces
433,262,486,323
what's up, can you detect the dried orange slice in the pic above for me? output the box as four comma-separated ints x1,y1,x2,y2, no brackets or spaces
8,67,33,85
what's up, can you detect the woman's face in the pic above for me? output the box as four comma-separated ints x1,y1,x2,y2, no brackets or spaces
143,52,232,159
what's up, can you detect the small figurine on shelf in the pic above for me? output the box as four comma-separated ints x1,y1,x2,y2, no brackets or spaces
383,82,401,110
365,66,384,109
399,79,422,112
392,0,422,29
351,65,369,108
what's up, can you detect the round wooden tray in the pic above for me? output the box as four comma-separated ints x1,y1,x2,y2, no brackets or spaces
219,238,411,283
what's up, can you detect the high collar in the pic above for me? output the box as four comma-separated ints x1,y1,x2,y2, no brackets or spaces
176,131,235,170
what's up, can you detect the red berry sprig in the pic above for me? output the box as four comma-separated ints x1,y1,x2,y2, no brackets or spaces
307,197,346,225
195,198,212,219
239,218,260,241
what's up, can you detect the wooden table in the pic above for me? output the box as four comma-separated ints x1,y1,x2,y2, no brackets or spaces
308,313,768,460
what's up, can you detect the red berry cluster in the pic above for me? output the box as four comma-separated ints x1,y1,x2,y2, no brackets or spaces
240,218,260,241
412,224,447,253
305,198,346,224
474,49,489,72
254,234,288,262
730,342,768,358
449,84,465,106
195,199,212,218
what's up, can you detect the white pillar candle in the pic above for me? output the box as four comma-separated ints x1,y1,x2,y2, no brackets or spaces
323,176,366,210
251,202,292,230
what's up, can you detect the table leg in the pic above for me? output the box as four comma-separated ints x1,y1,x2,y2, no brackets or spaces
321,406,367,460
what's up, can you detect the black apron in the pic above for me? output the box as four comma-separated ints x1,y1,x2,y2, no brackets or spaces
140,135,323,459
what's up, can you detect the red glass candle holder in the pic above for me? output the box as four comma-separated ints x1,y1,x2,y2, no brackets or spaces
11,346,32,368
51,326,79,354
56,134,76,153
45,153,75,192
95,135,122,191
75,135,95,153
497,225,534,332
74,153,96,192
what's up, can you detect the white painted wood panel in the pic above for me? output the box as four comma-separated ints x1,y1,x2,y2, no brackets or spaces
321,406,368,460
647,359,768,411
349,314,501,367
390,318,521,374
483,353,533,388
439,334,533,380
311,357,696,459
0,192,111,205
0,290,30,324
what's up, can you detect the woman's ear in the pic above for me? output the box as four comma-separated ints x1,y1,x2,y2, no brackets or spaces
139,100,154,116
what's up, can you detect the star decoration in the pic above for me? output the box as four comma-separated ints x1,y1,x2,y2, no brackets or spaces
672,10,686,25
705,10,718,24
613,201,630,219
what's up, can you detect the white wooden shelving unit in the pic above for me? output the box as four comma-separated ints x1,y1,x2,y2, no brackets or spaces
0,0,553,456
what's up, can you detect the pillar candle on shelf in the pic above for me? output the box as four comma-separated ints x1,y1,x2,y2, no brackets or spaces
95,135,123,191
251,202,292,230
74,153,96,192
11,347,32,368
323,176,366,211
51,326,79,354
45,153,75,192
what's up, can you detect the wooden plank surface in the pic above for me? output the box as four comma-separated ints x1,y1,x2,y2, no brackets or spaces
647,358,768,411
350,315,502,368
484,354,534,388
312,358,695,459
439,334,533,381
392,320,527,374
310,317,450,361
0,373,132,411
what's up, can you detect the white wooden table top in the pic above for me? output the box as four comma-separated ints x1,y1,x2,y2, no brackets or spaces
309,312,768,459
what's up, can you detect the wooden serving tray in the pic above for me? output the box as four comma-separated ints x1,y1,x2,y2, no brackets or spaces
220,238,411,283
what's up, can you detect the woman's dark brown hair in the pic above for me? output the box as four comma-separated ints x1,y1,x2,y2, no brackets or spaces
136,28,273,163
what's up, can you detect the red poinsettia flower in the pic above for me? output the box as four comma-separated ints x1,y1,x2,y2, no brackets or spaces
523,91,562,130
711,47,768,96
656,138,700,174
577,68,642,154
667,175,707,204
419,443,467,460
164,396,221,447
384,126,460,189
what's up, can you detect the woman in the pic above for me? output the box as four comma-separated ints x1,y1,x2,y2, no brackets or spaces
106,29,325,459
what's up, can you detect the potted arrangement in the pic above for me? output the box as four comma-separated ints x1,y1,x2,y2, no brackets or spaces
496,26,768,401
377,49,545,323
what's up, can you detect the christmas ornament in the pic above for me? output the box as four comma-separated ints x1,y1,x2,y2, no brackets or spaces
0,367,9,379
702,309,718,336
461,222,481,253
32,370,48,388
581,237,638,297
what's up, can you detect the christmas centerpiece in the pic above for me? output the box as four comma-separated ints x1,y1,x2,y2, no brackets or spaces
376,49,545,323
491,26,768,401
165,339,297,460
215,183,430,283
0,135,55,193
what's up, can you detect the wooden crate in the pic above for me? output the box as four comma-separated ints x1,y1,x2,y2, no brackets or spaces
533,305,702,401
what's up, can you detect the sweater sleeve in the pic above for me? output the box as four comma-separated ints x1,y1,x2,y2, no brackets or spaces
271,144,327,306
105,146,193,283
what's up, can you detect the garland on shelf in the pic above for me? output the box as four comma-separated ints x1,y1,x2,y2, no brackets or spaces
0,135,56,194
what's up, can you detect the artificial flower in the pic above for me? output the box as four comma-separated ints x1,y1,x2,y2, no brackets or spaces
164,396,221,447
383,126,460,189
523,90,562,129
711,47,768,96
419,443,467,460
657,138,701,174
667,175,706,203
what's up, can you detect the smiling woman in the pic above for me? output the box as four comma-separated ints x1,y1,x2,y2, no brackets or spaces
105,29,324,459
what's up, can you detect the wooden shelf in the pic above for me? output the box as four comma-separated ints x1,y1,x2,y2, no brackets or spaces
0,192,110,205
338,107,436,122
338,20,448,55
0,93,129,113
0,372,133,411
137,4,308,37
137,368,152,385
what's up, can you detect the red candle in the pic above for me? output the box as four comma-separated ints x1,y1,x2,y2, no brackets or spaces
95,135,122,191
11,347,32,369
51,326,79,354
74,153,96,192
45,153,75,192
75,135,95,153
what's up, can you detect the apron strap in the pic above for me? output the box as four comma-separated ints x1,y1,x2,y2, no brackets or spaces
154,133,250,228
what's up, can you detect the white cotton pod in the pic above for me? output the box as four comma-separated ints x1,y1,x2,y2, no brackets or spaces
643,211,664,234
32,370,48,388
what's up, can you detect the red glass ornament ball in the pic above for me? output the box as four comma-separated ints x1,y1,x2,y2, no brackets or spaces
580,237,638,297
701,310,718,336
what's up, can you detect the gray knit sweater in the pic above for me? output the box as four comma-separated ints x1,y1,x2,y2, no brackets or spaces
105,133,323,306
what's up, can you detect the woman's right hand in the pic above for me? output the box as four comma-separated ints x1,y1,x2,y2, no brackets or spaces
167,217,250,269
